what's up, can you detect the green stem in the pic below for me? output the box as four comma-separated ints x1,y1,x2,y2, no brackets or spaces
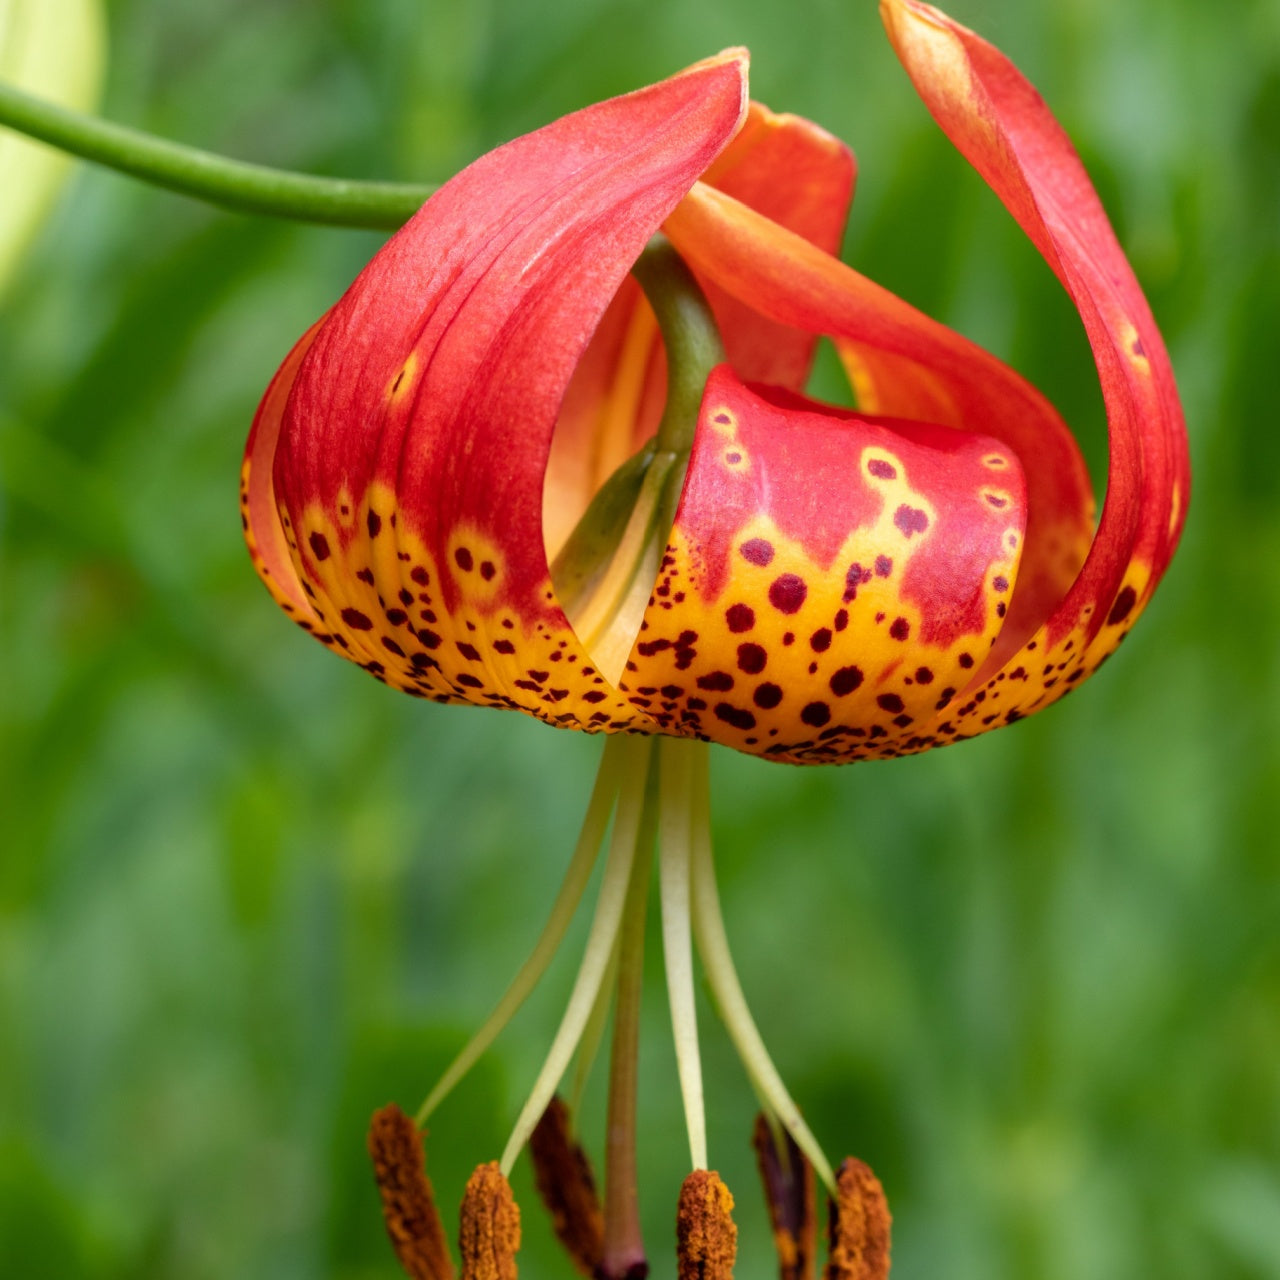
0,81,435,229
630,234,725,457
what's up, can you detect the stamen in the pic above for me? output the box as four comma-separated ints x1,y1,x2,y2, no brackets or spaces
687,746,837,1193
567,934,620,1117
500,734,654,1174
823,1158,891,1280
753,1113,816,1280
659,735,708,1171
676,1169,738,1280
600,760,659,1280
416,735,627,1127
367,1104,456,1280
529,1097,605,1276
459,1162,521,1280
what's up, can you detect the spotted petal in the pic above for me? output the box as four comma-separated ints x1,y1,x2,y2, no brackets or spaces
622,367,1028,761
243,52,748,732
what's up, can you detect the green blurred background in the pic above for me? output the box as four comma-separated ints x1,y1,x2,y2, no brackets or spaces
2,0,1277,1276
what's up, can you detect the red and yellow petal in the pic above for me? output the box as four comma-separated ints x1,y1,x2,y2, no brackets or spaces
622,367,1028,762
245,52,749,730
663,185,1094,683
880,0,1189,736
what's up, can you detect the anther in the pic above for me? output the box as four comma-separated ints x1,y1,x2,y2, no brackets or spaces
367,1104,456,1280
676,1169,737,1280
459,1162,522,1280
823,1157,891,1280
753,1113,816,1280
529,1096,605,1276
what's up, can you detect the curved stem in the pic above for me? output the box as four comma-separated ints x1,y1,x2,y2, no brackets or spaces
688,749,836,1195
500,736,655,1176
0,81,435,229
658,736,707,1171
415,736,626,1127
630,234,725,457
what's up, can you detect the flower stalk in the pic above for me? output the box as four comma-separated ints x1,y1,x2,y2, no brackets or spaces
0,81,435,227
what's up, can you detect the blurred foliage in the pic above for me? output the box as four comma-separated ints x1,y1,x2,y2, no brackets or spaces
1,0,1278,1277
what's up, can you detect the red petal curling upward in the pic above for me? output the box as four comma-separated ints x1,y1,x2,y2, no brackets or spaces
622,367,1028,762
879,0,1189,736
245,52,748,730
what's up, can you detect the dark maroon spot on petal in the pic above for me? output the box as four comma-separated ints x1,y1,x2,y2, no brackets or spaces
411,567,430,586
996,601,1007,617
399,588,414,606
782,632,795,646
1107,585,1137,626
993,575,1009,592
894,505,929,537
868,459,897,480
382,637,405,657
713,412,732,425
356,568,375,585
737,643,767,675
740,538,775,566
308,532,331,561
417,630,442,650
889,617,910,641
410,651,439,670
480,561,496,581
877,693,904,713
768,574,807,614
457,673,484,690
810,628,832,653
830,666,863,696
454,547,474,572
834,609,849,631
456,642,480,661
914,667,934,684
696,671,735,692
687,697,707,711
985,493,1008,509
726,604,755,633
875,555,892,578
582,690,608,704
367,511,382,538
714,703,756,731
725,451,742,464
341,608,373,630
800,701,831,727
493,639,515,655
958,652,974,669
753,682,783,709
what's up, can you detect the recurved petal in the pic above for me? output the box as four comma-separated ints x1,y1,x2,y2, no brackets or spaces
881,0,1189,735
621,367,1028,762
699,101,857,391
250,53,748,729
662,186,1094,686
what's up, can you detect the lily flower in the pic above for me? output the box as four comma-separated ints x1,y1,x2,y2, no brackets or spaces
242,1,1188,1275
